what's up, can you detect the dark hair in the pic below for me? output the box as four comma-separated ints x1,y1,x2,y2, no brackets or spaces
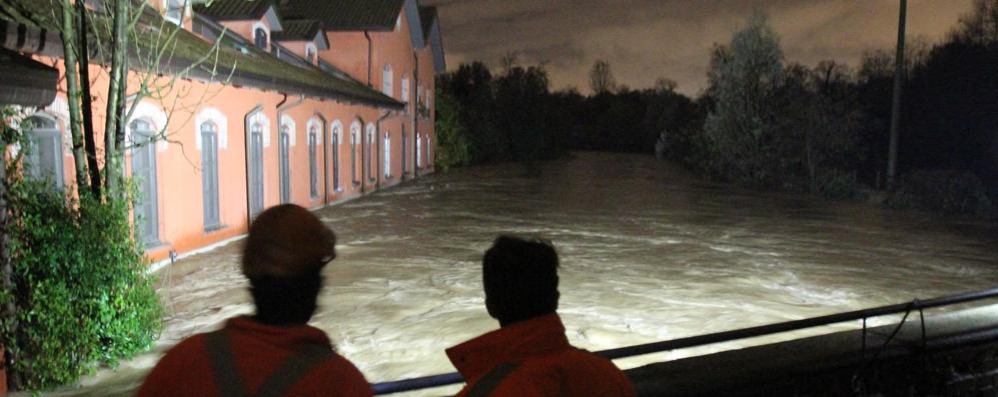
482,235,560,326
249,271,323,326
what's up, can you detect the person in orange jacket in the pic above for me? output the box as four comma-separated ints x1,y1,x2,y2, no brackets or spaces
138,204,372,397
446,235,636,397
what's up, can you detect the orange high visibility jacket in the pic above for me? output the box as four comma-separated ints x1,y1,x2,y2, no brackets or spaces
446,313,636,397
138,316,372,397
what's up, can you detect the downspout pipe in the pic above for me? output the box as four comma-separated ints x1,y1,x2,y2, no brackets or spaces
364,30,373,86
244,104,263,223
321,114,328,206
412,51,419,178
374,110,393,190
277,94,306,121
358,115,367,194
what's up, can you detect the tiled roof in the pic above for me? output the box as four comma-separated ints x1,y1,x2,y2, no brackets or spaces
0,1,402,109
193,0,274,20
0,48,58,106
278,0,404,31
272,19,320,41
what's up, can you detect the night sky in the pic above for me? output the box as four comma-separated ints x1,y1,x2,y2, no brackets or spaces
423,0,975,96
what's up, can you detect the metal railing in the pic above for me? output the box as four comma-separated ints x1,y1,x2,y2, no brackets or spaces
371,287,998,395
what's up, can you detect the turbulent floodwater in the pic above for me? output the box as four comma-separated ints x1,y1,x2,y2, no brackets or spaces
44,152,998,396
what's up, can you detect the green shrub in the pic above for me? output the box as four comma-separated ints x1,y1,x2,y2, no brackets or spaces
434,90,472,170
885,169,994,216
1,179,162,391
817,171,862,200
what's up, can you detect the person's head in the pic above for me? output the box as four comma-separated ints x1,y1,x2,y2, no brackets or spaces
482,235,560,327
242,204,336,325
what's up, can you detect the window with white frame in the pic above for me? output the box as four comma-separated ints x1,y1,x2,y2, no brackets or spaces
254,26,268,50
350,122,361,184
366,124,376,181
383,132,391,178
401,75,409,105
164,0,186,25
305,44,317,65
417,84,424,115
331,122,341,191
25,115,64,190
382,64,393,97
200,121,221,230
416,133,422,168
308,126,318,198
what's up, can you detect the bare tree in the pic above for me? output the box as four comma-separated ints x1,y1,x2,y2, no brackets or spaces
955,0,998,44
654,78,678,93
589,59,616,95
43,0,228,199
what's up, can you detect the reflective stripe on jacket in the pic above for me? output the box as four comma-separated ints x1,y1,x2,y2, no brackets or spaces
138,316,372,397
446,313,636,397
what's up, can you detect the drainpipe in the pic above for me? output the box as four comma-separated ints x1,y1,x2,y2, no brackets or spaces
412,51,419,178
358,116,367,194
375,110,393,190
276,94,305,203
277,94,306,120
244,105,263,222
364,30,373,86
321,115,328,206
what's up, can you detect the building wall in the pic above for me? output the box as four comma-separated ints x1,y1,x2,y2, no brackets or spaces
30,61,397,264
19,4,440,266
417,45,436,172
321,32,370,84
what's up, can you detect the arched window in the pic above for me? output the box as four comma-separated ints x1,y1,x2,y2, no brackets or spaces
366,124,376,181
164,0,185,24
382,64,393,97
305,44,316,65
25,115,64,190
350,122,361,184
401,124,407,175
416,133,422,168
308,125,318,198
279,124,291,203
130,119,160,246
331,122,341,191
200,122,221,230
247,122,265,216
401,75,410,106
254,27,268,49
383,132,391,178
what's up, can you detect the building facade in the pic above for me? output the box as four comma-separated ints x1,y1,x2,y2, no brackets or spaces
0,0,445,265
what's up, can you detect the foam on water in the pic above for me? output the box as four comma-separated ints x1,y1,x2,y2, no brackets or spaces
35,153,998,397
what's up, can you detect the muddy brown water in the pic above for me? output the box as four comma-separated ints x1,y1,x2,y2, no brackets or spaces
39,152,998,396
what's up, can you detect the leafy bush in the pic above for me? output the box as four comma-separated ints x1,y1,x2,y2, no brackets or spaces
1,178,161,390
433,90,472,170
816,171,862,200
884,169,995,216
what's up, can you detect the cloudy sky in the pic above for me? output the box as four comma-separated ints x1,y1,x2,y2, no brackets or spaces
422,0,975,96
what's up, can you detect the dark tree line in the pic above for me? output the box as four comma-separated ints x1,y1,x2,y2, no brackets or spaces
434,60,698,168
435,0,998,216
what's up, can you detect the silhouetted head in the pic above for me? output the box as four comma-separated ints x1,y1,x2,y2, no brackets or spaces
242,204,336,326
482,235,560,327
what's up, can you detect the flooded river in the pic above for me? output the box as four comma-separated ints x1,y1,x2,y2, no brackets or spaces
45,152,998,396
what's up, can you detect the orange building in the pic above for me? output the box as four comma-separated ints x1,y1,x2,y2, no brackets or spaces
1,0,445,266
